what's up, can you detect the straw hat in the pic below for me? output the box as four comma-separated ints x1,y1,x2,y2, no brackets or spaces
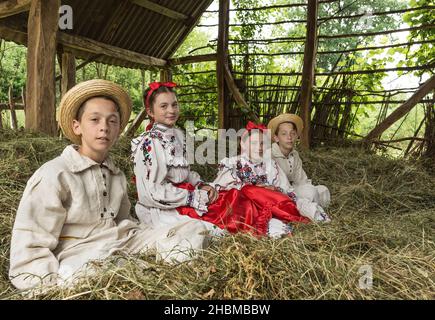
267,113,304,137
59,79,132,145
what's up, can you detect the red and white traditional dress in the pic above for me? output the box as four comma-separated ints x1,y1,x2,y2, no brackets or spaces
131,123,222,235
176,154,310,237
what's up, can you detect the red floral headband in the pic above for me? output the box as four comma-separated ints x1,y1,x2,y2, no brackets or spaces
145,81,177,111
245,121,267,132
241,121,267,140
145,81,177,131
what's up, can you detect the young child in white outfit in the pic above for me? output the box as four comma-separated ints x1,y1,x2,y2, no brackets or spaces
267,114,331,222
9,80,210,291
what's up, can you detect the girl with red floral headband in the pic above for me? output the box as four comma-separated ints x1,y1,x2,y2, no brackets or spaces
131,82,222,237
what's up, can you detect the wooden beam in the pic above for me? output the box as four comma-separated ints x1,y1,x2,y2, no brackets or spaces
0,103,24,110
364,75,435,142
0,23,167,67
217,0,230,130
25,0,59,136
57,32,167,67
61,52,76,97
130,0,188,20
223,63,259,122
168,53,217,66
0,23,27,45
8,86,18,129
0,0,30,19
299,0,318,150
125,109,147,137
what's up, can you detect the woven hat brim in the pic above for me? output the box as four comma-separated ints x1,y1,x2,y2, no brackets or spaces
59,79,132,145
267,114,304,138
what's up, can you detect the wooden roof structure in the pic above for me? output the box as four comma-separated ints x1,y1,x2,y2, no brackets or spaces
0,0,433,156
0,0,213,68
0,0,214,137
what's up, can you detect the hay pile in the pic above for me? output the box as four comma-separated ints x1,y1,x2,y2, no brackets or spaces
0,129,434,299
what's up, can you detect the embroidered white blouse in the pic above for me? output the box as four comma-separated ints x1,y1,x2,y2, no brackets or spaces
131,123,214,229
211,154,294,194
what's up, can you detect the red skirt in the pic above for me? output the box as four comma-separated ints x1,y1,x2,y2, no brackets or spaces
176,183,309,236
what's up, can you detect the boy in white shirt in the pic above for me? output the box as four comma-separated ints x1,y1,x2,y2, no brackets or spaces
9,79,209,291
267,114,331,221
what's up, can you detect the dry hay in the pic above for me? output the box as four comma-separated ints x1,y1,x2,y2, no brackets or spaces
0,129,433,300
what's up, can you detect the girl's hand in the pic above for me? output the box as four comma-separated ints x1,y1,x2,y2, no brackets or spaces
200,185,219,203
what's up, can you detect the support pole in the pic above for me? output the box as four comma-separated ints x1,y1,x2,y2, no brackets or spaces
217,0,230,129
61,52,76,97
25,0,60,136
299,0,318,149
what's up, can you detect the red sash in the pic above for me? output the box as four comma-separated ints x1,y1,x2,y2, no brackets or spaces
176,183,309,236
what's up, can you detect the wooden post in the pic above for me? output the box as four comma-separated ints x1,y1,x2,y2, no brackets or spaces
61,52,76,97
8,86,18,129
25,0,60,136
217,0,230,129
364,75,435,143
299,0,318,150
21,87,26,115
160,68,173,82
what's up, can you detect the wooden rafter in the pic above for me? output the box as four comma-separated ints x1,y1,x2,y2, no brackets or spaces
0,23,167,67
168,53,217,66
0,0,30,19
130,0,188,20
58,32,167,67
364,75,435,143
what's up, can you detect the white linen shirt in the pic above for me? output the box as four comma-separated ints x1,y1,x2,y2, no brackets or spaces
9,145,210,291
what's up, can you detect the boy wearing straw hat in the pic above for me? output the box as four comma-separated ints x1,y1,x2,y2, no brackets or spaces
9,80,210,291
267,114,331,222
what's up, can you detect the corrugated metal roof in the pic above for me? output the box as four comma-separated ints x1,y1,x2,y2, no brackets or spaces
0,0,213,68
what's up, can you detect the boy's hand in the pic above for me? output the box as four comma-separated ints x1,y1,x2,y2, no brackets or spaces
200,185,219,203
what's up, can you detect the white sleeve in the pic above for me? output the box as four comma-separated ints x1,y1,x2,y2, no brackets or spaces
187,170,202,186
115,173,134,223
133,136,189,209
211,158,241,191
292,152,310,186
9,170,65,290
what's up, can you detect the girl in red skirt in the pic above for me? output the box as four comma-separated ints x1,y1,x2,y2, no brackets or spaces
176,122,310,237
